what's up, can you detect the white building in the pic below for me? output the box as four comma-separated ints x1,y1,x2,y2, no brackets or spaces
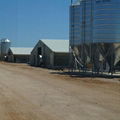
30,39,69,69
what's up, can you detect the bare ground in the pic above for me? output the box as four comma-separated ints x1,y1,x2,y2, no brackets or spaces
0,62,120,120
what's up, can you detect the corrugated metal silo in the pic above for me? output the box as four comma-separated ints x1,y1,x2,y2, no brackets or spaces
70,0,93,70
93,0,120,73
0,38,11,60
70,0,120,74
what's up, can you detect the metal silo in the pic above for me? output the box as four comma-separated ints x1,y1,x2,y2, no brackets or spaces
70,0,120,74
93,0,120,73
70,0,93,71
0,38,11,60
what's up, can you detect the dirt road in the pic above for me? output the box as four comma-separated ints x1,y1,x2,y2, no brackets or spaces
0,62,120,120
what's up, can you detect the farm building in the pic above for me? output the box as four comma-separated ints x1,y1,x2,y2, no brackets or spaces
7,47,33,63
30,39,69,68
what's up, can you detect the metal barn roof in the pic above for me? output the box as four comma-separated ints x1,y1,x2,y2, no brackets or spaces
10,47,33,55
40,39,69,53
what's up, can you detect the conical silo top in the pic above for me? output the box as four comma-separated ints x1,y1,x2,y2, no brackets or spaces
1,38,11,43
72,0,83,6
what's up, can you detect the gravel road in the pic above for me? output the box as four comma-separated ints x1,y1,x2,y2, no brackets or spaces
0,62,120,120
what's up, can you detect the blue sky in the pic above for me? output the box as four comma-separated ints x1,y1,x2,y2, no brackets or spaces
0,0,70,47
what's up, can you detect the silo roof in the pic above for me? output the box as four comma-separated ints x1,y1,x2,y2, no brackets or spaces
72,0,82,6
9,47,33,55
40,39,69,53
1,38,11,42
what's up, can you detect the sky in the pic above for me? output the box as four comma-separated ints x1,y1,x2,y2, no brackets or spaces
0,0,71,47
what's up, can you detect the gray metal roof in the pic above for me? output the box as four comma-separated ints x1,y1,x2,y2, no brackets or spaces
10,47,33,55
40,39,69,53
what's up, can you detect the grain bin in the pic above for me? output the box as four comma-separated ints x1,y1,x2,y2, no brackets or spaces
70,0,120,74
93,0,120,73
0,38,11,60
69,0,93,71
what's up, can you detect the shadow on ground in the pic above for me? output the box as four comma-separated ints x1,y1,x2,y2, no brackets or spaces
50,71,120,79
